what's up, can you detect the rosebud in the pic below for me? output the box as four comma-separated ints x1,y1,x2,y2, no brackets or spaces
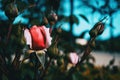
56,26,62,34
47,10,58,26
42,16,49,25
89,22,104,37
89,29,98,37
24,25,52,50
47,44,59,59
5,3,18,21
68,52,79,65
97,22,104,35
57,57,64,66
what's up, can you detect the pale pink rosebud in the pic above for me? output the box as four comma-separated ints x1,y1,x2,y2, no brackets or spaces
69,52,79,65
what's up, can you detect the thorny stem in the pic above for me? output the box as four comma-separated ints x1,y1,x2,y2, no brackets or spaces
12,51,21,71
54,35,59,46
32,52,41,80
79,36,96,64
19,4,36,14
34,57,39,80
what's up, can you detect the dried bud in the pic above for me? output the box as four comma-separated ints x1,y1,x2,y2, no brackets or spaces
97,22,104,35
47,44,59,59
5,3,18,21
57,58,64,66
57,27,62,34
42,16,49,25
47,10,58,25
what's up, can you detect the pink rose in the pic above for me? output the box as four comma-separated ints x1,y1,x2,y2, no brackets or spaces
24,25,52,50
69,52,79,65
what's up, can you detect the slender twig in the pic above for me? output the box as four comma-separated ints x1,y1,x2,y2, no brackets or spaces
12,51,21,71
19,4,36,14
6,23,13,44
79,37,96,64
34,59,39,80
33,52,41,80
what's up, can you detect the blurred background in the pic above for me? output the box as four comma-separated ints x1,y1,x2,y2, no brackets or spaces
1,0,120,65
0,0,120,79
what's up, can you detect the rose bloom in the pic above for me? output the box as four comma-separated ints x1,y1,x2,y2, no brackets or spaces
24,25,52,50
69,52,79,65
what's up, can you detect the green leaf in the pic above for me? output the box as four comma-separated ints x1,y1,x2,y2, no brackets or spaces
22,14,31,18
29,52,45,69
72,74,78,80
61,16,70,22
36,53,45,69
61,15,79,25
79,14,89,23
71,15,79,25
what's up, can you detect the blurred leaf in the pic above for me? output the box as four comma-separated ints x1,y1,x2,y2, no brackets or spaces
29,51,45,69
46,0,60,11
22,14,31,18
86,54,96,63
30,18,41,25
109,23,115,29
95,0,99,6
62,16,69,22
61,15,79,25
72,74,78,80
70,15,79,25
28,0,36,4
16,0,28,12
79,30,89,38
91,9,96,14
36,53,45,69
109,57,115,66
2,74,8,80
79,14,89,23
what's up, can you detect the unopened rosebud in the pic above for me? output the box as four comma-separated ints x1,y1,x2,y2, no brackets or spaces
42,16,49,25
47,44,59,59
89,22,104,37
5,3,18,21
57,57,64,66
89,29,98,37
57,27,62,34
97,22,104,35
68,52,79,65
47,10,58,26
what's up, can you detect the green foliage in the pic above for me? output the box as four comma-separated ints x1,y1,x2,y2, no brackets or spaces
79,14,89,23
0,0,120,80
